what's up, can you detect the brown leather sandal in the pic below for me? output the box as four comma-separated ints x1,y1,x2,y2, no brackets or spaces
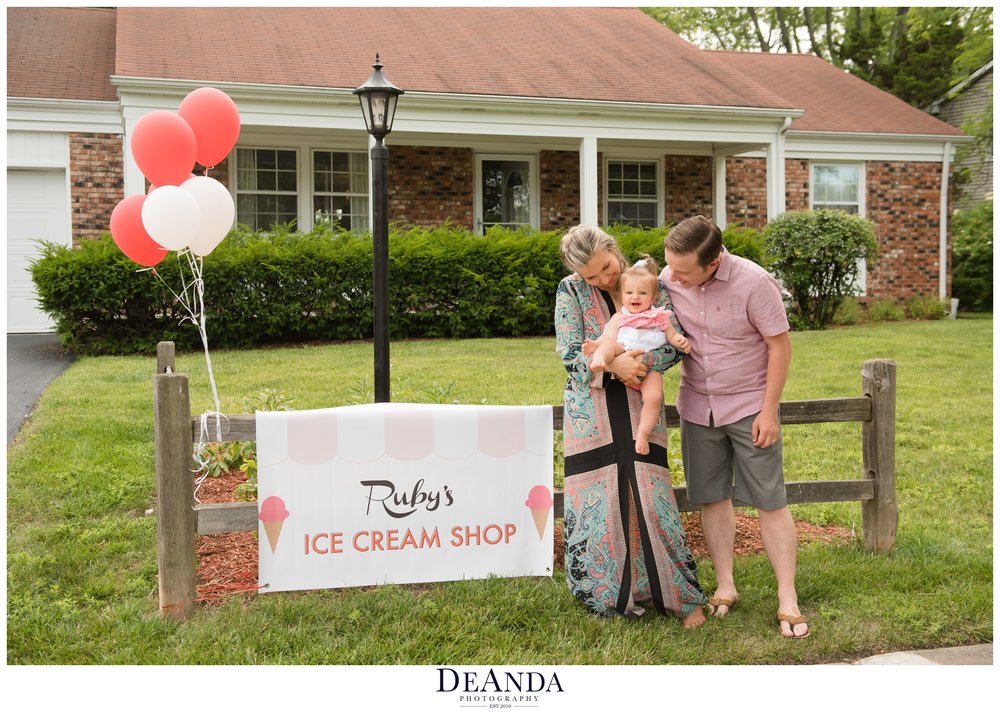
707,594,738,617
777,612,810,639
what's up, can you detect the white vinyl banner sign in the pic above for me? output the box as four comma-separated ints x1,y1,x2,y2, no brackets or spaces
255,403,554,593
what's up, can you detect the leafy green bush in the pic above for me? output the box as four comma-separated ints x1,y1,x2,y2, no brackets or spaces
905,295,947,320
31,224,569,354
865,299,904,322
29,221,769,355
721,222,767,266
832,297,864,326
951,201,992,311
763,210,877,329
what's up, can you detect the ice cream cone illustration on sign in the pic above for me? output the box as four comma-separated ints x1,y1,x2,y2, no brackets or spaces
259,496,290,554
524,485,553,540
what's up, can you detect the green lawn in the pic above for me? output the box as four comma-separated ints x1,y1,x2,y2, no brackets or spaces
6,317,992,665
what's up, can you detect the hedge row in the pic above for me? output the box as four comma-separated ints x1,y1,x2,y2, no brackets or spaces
39,223,762,355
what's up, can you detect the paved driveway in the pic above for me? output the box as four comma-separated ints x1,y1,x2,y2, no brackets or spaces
7,333,75,444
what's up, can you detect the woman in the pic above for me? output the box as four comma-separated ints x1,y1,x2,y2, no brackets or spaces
555,225,707,626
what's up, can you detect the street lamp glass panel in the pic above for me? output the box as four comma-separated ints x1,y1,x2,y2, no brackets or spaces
371,94,387,129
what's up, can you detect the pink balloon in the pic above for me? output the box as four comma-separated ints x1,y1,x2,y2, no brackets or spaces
178,87,241,168
110,195,166,267
131,110,197,187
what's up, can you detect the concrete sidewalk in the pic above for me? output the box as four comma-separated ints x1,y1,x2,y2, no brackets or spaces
849,643,992,665
7,333,75,444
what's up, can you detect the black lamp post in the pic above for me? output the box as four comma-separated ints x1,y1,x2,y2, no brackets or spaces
354,54,403,403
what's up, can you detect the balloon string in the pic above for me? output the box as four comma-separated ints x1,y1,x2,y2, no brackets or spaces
149,251,225,495
192,410,231,504
186,251,223,439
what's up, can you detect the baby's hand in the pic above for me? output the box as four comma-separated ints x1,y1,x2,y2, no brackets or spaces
672,333,691,354
582,339,598,356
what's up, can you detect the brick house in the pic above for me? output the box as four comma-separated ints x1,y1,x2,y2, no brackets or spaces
7,6,969,332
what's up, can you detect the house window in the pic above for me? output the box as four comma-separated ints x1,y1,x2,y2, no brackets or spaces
811,163,862,214
236,148,298,229
475,154,538,233
313,151,369,231
811,162,868,294
606,160,659,227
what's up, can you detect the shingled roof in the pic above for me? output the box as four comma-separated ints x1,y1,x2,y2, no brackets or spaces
6,6,117,102
6,6,962,138
112,6,794,109
711,50,964,136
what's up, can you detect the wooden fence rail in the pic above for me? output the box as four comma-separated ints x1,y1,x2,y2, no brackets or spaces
153,341,897,619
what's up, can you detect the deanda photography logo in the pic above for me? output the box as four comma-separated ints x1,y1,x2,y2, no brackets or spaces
436,667,564,707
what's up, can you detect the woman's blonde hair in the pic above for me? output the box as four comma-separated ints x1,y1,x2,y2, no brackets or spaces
559,225,627,275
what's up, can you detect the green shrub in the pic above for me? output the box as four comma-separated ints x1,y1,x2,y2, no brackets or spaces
721,222,767,266
951,201,993,311
28,220,772,355
905,295,948,320
763,210,877,329
832,297,864,326
31,224,569,354
865,298,904,322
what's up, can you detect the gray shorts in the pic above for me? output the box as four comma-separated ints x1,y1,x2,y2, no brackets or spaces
680,413,786,510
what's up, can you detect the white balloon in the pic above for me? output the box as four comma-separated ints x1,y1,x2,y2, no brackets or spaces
141,185,201,251
181,176,236,257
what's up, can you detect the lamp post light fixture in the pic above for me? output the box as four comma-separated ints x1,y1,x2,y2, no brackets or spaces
354,54,403,403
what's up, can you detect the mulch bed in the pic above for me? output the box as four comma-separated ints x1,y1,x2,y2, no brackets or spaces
194,470,853,606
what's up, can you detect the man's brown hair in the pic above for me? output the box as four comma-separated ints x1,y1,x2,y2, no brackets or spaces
664,215,723,268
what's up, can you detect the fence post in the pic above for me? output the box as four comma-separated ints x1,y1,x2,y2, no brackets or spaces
861,359,897,552
157,341,176,374
154,369,196,619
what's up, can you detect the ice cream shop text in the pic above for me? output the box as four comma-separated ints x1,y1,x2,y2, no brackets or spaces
304,524,518,555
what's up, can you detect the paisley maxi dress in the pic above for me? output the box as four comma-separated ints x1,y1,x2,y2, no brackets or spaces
555,273,707,619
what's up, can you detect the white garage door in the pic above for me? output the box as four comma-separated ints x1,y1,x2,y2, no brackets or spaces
7,169,70,333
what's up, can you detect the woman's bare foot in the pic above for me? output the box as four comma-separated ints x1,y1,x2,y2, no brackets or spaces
682,606,706,629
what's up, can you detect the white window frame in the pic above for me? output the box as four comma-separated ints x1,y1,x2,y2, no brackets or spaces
234,146,301,231
474,153,539,235
603,156,663,228
809,161,866,215
311,149,370,233
234,138,372,232
809,161,868,294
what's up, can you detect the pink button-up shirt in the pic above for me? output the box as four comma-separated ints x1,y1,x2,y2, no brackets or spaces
660,250,789,427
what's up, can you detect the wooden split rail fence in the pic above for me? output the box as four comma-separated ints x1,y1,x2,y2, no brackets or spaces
153,341,897,619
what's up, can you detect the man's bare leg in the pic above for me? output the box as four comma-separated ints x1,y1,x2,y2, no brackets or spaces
701,499,738,616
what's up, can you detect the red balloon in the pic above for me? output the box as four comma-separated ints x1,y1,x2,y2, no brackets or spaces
178,87,241,167
110,194,166,267
130,110,197,187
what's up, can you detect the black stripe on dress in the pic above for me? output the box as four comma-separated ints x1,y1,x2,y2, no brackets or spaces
601,288,668,617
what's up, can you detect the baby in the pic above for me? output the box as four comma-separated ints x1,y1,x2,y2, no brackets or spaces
583,254,690,454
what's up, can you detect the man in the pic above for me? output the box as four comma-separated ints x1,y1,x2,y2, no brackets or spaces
660,215,808,639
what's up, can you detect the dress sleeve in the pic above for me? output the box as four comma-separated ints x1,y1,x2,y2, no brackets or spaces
554,277,595,389
643,280,686,374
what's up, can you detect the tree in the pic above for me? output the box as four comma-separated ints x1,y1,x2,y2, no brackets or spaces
644,7,992,108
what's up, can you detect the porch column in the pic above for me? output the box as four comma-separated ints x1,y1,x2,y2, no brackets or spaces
712,152,728,229
766,118,791,221
579,136,598,225
939,141,953,301
122,114,146,197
